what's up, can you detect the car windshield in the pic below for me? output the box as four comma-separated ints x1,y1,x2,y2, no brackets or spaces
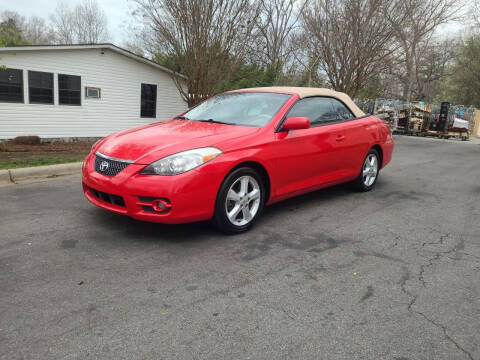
181,92,291,127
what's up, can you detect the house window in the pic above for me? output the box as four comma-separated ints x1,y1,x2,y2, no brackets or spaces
85,87,101,99
141,83,157,118
59,74,81,105
0,68,24,103
28,71,54,104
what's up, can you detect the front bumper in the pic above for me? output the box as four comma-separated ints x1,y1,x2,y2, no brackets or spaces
82,153,223,224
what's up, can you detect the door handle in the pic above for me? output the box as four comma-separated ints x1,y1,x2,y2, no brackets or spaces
336,135,345,141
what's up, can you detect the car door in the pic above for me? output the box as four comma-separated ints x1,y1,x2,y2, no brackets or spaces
272,97,348,199
329,98,372,178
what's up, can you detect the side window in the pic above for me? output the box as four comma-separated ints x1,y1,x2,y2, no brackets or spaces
287,97,336,126
0,68,23,103
28,71,54,104
330,98,355,121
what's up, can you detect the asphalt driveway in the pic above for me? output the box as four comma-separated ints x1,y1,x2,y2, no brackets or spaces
1,136,479,360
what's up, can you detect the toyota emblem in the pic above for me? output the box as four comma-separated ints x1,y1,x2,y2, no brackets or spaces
100,161,109,172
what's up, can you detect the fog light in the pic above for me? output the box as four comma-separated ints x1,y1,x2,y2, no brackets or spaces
152,199,169,212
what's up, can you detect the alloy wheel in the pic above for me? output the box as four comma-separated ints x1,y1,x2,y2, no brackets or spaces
362,153,378,187
225,175,261,226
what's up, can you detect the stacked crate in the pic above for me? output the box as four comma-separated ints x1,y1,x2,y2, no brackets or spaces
409,118,424,132
396,106,410,132
409,103,432,133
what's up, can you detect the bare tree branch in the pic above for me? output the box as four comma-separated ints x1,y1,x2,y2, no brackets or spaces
253,0,307,79
51,0,109,44
302,0,400,98
132,0,260,106
387,0,463,101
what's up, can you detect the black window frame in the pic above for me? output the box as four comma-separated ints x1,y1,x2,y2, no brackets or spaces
28,70,54,105
0,68,24,103
140,83,157,118
277,96,361,132
58,74,81,106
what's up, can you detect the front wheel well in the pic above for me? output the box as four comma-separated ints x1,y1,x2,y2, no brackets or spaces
227,161,271,203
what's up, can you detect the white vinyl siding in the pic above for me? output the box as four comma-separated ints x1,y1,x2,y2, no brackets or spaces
0,48,186,139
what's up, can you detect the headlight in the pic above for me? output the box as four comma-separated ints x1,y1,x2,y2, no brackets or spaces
140,147,222,175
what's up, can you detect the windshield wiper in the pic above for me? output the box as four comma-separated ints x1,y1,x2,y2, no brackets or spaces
196,118,232,125
174,115,189,120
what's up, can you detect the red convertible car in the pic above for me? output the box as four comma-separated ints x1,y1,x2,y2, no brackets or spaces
82,87,394,233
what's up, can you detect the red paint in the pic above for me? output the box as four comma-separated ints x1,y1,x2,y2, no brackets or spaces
82,90,393,224
282,116,310,130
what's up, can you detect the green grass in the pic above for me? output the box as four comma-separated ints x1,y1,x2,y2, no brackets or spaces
0,156,83,170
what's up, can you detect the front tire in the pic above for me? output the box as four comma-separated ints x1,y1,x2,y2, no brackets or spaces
212,167,265,234
352,149,380,192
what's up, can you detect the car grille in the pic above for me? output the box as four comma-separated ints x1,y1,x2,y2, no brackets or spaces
87,186,126,207
94,152,132,177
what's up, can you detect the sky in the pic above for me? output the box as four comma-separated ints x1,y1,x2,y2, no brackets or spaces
0,0,134,44
0,0,470,46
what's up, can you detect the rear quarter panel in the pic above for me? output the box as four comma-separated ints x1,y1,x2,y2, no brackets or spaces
378,120,394,168
343,115,383,176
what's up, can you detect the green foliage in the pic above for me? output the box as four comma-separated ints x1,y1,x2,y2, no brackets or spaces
356,82,384,100
152,53,181,73
426,35,480,106
0,18,29,47
218,63,277,92
447,35,480,107
152,51,279,94
431,83,456,105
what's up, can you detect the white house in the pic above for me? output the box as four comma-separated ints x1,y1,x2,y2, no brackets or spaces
0,44,187,139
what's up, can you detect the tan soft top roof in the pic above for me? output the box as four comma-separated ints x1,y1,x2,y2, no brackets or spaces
228,86,364,118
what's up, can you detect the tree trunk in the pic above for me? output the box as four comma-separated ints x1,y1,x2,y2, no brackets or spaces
403,48,416,102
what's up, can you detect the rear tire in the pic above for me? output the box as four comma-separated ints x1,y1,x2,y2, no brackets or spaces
352,149,380,192
212,167,266,234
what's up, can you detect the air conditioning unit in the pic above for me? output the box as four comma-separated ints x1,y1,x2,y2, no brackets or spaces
85,87,101,99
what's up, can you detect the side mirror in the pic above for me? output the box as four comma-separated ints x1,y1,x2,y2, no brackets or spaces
282,117,310,131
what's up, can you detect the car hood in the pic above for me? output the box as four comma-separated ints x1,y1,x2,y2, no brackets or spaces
97,119,261,163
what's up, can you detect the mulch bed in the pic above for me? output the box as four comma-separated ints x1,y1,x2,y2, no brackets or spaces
0,140,96,162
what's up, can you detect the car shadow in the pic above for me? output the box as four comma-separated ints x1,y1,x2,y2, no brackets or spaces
262,183,355,218
86,181,378,244
88,208,215,244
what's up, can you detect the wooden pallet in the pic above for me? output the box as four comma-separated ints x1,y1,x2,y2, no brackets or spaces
425,130,469,141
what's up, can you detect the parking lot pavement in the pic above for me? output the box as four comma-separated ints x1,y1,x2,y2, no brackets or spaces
0,136,479,360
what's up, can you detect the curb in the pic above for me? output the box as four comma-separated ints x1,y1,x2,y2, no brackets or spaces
0,162,83,185
0,170,11,185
